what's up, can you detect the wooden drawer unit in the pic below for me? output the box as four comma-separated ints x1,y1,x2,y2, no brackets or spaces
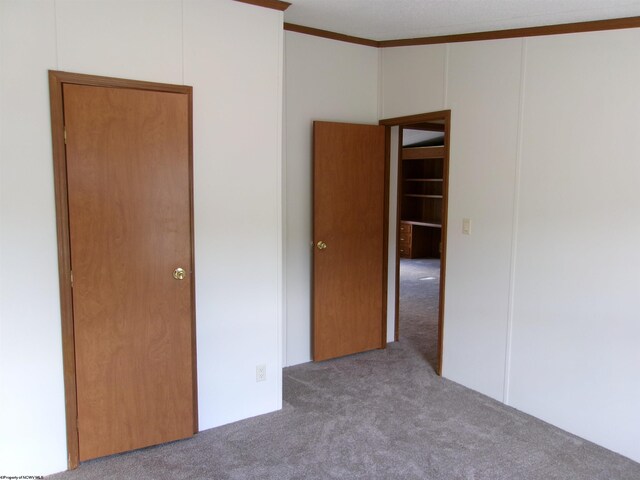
398,222,413,257
399,221,440,259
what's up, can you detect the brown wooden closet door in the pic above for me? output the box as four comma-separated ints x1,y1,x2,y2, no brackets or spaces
64,84,194,461
313,121,386,361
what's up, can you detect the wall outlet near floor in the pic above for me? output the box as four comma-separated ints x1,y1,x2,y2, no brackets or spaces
256,364,266,382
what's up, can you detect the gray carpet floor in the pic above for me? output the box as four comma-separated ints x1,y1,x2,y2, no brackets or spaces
397,258,440,372
49,258,640,479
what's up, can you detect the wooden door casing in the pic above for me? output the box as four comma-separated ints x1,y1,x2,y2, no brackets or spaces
60,80,195,462
313,121,387,361
380,110,451,375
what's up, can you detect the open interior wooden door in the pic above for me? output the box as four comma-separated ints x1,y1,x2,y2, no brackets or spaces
313,121,387,361
51,72,197,464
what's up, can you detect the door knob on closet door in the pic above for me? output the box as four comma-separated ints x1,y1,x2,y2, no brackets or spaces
173,267,186,280
316,241,327,250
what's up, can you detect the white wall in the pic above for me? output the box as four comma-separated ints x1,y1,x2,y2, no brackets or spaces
509,29,640,462
184,0,283,433
380,44,447,118
3,1,639,472
0,0,283,475
443,39,523,400
380,40,523,400
1,1,67,474
284,31,379,366
380,29,640,462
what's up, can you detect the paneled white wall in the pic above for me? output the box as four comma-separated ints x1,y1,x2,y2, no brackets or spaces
3,1,640,473
0,0,283,475
510,30,640,462
56,0,184,84
1,1,66,474
443,39,523,400
184,0,283,429
379,30,640,462
284,31,379,366
380,44,447,118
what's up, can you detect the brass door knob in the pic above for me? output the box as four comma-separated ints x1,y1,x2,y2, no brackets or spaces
317,241,327,250
173,267,186,280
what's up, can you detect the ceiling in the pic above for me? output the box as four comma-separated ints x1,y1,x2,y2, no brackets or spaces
284,0,640,41
403,129,444,147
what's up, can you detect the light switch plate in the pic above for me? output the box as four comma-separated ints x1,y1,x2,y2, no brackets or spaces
462,218,471,235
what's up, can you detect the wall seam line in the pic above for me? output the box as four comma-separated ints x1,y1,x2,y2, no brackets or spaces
503,37,527,405
181,0,185,84
443,44,450,108
280,22,287,372
377,46,383,119
53,0,60,69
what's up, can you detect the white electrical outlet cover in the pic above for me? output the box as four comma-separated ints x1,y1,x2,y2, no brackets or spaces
256,364,266,382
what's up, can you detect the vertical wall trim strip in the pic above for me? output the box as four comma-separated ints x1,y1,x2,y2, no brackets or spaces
503,38,528,405
276,17,285,394
181,0,185,84
443,43,450,108
282,29,288,368
53,0,59,68
377,47,383,120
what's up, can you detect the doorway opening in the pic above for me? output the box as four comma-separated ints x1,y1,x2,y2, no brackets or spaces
380,111,451,375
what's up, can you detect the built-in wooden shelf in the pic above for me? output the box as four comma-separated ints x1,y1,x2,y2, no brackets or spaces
402,146,445,160
400,141,445,259
401,220,442,228
404,194,443,199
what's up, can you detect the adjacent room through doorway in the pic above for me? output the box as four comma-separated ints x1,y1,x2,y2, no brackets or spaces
389,115,450,374
398,256,441,371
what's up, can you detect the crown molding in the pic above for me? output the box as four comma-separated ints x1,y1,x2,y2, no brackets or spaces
284,15,640,49
379,15,640,47
284,22,379,47
234,0,291,12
